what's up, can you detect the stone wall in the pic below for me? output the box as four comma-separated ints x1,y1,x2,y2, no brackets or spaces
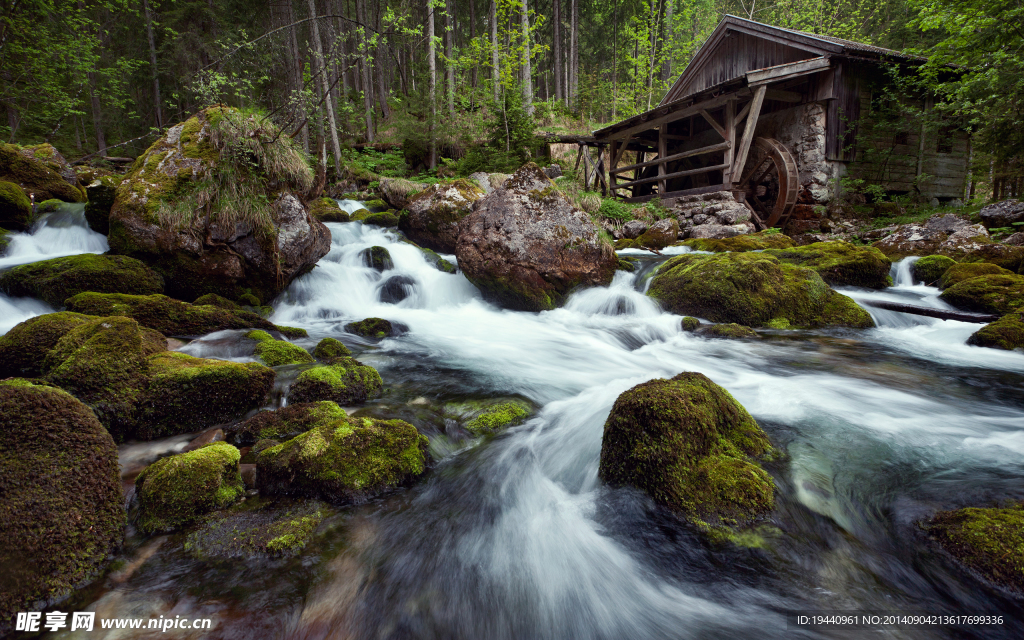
664,191,756,239
752,102,833,205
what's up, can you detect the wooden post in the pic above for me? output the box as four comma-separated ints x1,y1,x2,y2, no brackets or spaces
658,124,667,195
723,99,735,185
731,85,767,182
609,140,619,193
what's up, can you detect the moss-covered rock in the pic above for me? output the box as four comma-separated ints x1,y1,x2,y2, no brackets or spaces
0,141,85,204
256,414,429,504
961,243,1024,273
362,210,400,227
309,197,350,222
134,442,245,533
0,179,33,231
379,177,426,209
313,337,351,362
911,255,956,285
647,252,874,329
924,505,1024,592
361,245,394,272
681,230,795,252
64,292,285,336
246,329,314,366
193,292,240,309
598,372,775,536
616,258,637,272
287,358,383,406
419,246,457,273
345,317,394,338
230,401,347,446
137,352,275,440
681,316,701,331
35,198,63,214
762,241,892,289
400,179,485,252
937,262,1015,290
0,226,9,255
695,323,760,339
939,274,1024,315
43,316,166,439
183,499,327,558
967,307,1024,350
464,401,531,435
84,174,123,234
0,253,164,306
635,218,680,250
0,380,123,624
0,311,93,378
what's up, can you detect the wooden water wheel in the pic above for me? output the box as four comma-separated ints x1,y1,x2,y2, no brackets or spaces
738,137,799,228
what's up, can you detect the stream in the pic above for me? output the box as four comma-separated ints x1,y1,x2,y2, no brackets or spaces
3,208,1024,639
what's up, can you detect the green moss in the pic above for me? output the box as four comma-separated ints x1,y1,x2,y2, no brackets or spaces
361,245,394,272
647,252,875,329
362,211,400,227
135,442,244,533
617,258,637,272
138,351,275,439
310,197,349,222
0,227,9,255
912,255,956,285
35,198,63,213
615,238,640,250
246,329,314,366
598,372,775,539
362,198,387,212
419,246,457,273
635,219,679,250
288,358,383,406
765,317,792,329
937,262,1014,290
256,414,429,504
345,317,393,338
313,337,351,363
84,174,121,234
0,311,93,378
276,325,308,338
0,142,85,203
0,253,165,306
967,307,1024,350
464,401,531,435
184,499,326,558
0,379,123,621
349,207,372,220
939,274,1024,315
681,231,796,252
961,244,1024,272
695,323,760,339
193,293,240,309
681,316,700,331
924,505,1024,591
0,179,32,230
231,401,347,445
762,241,892,289
399,179,485,252
238,292,261,306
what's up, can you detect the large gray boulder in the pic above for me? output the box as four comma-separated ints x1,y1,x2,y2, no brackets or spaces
455,163,617,311
398,179,485,253
979,199,1024,229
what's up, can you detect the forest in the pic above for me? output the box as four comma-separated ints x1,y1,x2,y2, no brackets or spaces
1,0,1021,190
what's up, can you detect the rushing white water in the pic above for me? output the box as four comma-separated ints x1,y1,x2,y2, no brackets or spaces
337,198,370,214
0,204,107,334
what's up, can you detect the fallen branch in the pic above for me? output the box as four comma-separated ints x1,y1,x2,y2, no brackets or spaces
860,300,999,323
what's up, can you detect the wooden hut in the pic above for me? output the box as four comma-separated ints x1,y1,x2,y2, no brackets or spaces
592,15,969,229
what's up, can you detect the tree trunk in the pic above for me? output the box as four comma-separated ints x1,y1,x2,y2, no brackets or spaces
661,0,673,83
356,0,374,142
376,2,390,120
521,0,533,114
553,0,562,102
445,0,455,120
307,0,343,176
469,0,477,89
427,0,437,169
88,73,106,153
285,0,309,153
570,0,578,104
490,0,499,103
143,0,163,128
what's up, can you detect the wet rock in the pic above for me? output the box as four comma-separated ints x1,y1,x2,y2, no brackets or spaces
648,252,874,329
358,210,400,227
695,323,760,339
1003,232,1024,246
937,263,1014,290
598,372,775,538
762,241,892,289
0,311,94,378
636,218,679,250
184,499,327,558
925,214,971,233
463,401,531,436
107,107,330,302
923,505,1024,591
0,253,164,306
872,220,990,260
257,414,429,504
979,199,1024,229
84,175,122,234
134,442,244,533
378,275,416,303
967,307,1024,350
229,401,348,446
287,357,383,406
399,179,485,253
0,141,85,204
622,220,648,239
0,179,33,231
309,196,350,222
183,428,226,452
681,316,701,331
246,329,314,366
313,337,351,363
911,255,956,285
240,464,257,489
456,163,617,312
939,274,1024,315
0,380,123,623
961,243,1024,273
379,177,427,209
345,317,394,338
543,164,563,179
687,223,741,240
361,245,394,272
417,245,457,273
682,230,795,252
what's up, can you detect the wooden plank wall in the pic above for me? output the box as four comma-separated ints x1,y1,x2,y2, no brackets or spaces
673,32,812,99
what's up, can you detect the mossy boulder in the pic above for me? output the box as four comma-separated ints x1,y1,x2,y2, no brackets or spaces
695,323,760,339
0,380,123,624
137,351,275,440
961,243,1024,273
0,227,9,255
345,317,394,338
648,252,875,329
379,177,426,210
0,179,33,230
193,292,240,309
967,307,1024,350
937,262,1015,290
309,197,350,222
598,372,775,535
134,442,245,533
313,337,351,362
106,106,330,302
361,245,394,272
616,258,636,272
0,311,93,378
287,357,383,406
762,241,892,289
0,253,164,306
0,141,85,204
256,415,429,504
681,230,796,252
84,174,122,234
419,246,457,273
635,218,680,250
361,210,400,227
924,505,1024,592
63,292,284,336
911,255,956,285
681,316,701,331
184,499,327,558
229,401,347,446
939,274,1024,315
43,316,166,439
464,401,531,435
400,179,485,252
246,329,314,366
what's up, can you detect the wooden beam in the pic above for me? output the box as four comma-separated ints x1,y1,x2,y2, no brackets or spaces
658,124,667,194
615,163,730,190
622,183,727,204
735,101,752,126
610,141,731,175
700,109,727,139
731,85,767,180
608,139,619,193
723,99,736,184
602,90,750,142
747,56,830,86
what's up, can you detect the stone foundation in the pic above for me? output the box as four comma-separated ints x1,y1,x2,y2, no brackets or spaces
753,102,833,205
664,191,755,239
